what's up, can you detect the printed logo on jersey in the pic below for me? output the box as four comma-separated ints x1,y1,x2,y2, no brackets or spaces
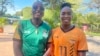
43,30,48,38
24,30,30,34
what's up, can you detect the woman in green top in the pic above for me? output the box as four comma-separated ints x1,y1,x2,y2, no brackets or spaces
13,1,51,56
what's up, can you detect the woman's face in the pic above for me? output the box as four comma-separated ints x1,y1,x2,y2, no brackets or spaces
60,6,72,26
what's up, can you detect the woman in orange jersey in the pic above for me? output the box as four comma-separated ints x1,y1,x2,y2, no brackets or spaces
49,2,88,56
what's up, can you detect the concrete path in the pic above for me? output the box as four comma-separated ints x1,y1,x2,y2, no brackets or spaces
87,36,100,56
0,25,100,56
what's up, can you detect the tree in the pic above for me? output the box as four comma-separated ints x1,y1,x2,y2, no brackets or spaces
85,0,100,15
15,11,22,16
42,0,84,28
0,0,14,17
85,0,100,32
65,0,83,11
42,0,64,28
22,7,32,19
42,0,65,9
86,12,100,32
43,9,60,28
0,17,7,26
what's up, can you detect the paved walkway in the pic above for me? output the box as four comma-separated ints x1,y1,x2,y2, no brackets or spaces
0,25,100,56
0,25,14,56
0,36,100,56
0,39,14,56
87,36,100,56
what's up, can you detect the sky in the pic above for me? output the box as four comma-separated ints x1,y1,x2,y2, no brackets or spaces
6,0,36,15
6,0,96,15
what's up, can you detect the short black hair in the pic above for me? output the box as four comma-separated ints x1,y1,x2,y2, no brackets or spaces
61,2,72,9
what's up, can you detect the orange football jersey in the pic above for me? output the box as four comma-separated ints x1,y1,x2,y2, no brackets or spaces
49,27,88,56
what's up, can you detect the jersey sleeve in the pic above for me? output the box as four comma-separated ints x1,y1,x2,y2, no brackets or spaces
77,30,88,51
48,30,53,43
13,21,23,40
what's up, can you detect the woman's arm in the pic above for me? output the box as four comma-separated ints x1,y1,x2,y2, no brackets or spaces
13,39,23,56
